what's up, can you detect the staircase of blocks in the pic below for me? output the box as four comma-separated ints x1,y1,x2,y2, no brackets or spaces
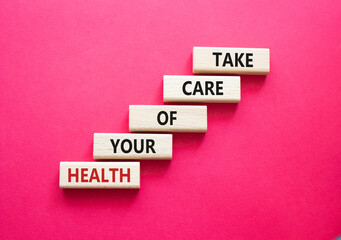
59,46,270,189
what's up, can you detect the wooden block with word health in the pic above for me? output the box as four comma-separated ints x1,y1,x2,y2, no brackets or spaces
129,105,207,132
193,47,270,75
93,133,172,160
59,162,140,189
163,75,240,103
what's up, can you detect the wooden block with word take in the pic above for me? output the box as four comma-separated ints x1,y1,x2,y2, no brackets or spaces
129,105,207,132
193,47,270,75
163,75,240,103
93,133,172,160
59,162,140,189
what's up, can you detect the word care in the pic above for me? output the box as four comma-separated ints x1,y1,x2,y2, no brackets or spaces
129,105,207,132
93,133,172,160
193,47,270,75
59,162,140,189
163,75,240,103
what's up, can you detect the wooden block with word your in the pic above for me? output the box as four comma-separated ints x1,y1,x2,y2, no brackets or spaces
193,47,270,75
59,162,140,189
129,105,207,132
93,133,172,160
163,75,240,103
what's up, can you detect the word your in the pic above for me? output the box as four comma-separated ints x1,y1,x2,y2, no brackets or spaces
212,52,253,67
110,138,156,154
182,81,223,95
68,168,130,183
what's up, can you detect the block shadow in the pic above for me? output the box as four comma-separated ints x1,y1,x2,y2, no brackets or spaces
241,75,267,92
59,172,139,208
62,188,139,201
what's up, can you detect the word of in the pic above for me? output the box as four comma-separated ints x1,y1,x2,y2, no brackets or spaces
157,111,177,125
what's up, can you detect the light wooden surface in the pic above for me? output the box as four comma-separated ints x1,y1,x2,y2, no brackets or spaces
163,75,240,103
129,105,207,132
193,47,270,75
93,133,172,160
59,162,140,189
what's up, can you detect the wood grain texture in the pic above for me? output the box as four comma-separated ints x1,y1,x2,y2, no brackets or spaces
193,47,270,75
163,75,240,103
93,133,172,160
129,105,207,132
59,162,140,189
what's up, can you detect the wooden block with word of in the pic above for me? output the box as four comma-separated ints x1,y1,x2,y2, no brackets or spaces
129,105,207,132
93,133,172,160
59,162,140,189
193,47,270,75
163,75,240,103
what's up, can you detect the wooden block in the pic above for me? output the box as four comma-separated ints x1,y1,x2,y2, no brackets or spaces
193,47,270,75
93,133,172,160
163,75,240,103
59,162,140,189
129,105,207,132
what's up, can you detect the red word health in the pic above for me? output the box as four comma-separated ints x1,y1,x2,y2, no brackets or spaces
68,168,131,183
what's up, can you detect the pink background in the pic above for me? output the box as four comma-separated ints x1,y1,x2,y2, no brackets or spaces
0,0,340,239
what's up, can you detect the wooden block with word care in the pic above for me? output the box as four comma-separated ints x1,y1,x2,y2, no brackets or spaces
93,133,172,160
163,75,240,103
129,105,207,132
193,47,270,75
59,162,140,189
